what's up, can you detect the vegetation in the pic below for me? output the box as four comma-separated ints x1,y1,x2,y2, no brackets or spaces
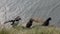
0,25,60,34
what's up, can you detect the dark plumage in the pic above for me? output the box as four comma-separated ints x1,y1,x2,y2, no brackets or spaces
11,16,21,25
26,18,34,28
4,20,15,24
4,16,21,25
42,17,52,26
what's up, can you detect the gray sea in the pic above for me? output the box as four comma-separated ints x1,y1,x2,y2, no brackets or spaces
0,0,60,27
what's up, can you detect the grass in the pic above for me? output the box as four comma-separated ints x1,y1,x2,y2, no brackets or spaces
0,25,60,34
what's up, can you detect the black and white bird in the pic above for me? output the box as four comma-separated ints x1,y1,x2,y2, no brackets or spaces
4,16,21,27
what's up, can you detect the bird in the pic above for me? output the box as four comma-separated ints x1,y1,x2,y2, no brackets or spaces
42,17,52,26
11,16,21,25
4,16,21,27
26,18,34,28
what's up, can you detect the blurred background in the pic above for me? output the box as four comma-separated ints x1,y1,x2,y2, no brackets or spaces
0,0,60,27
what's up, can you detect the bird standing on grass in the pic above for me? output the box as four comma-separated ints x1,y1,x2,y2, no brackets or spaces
26,18,34,28
42,17,52,26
